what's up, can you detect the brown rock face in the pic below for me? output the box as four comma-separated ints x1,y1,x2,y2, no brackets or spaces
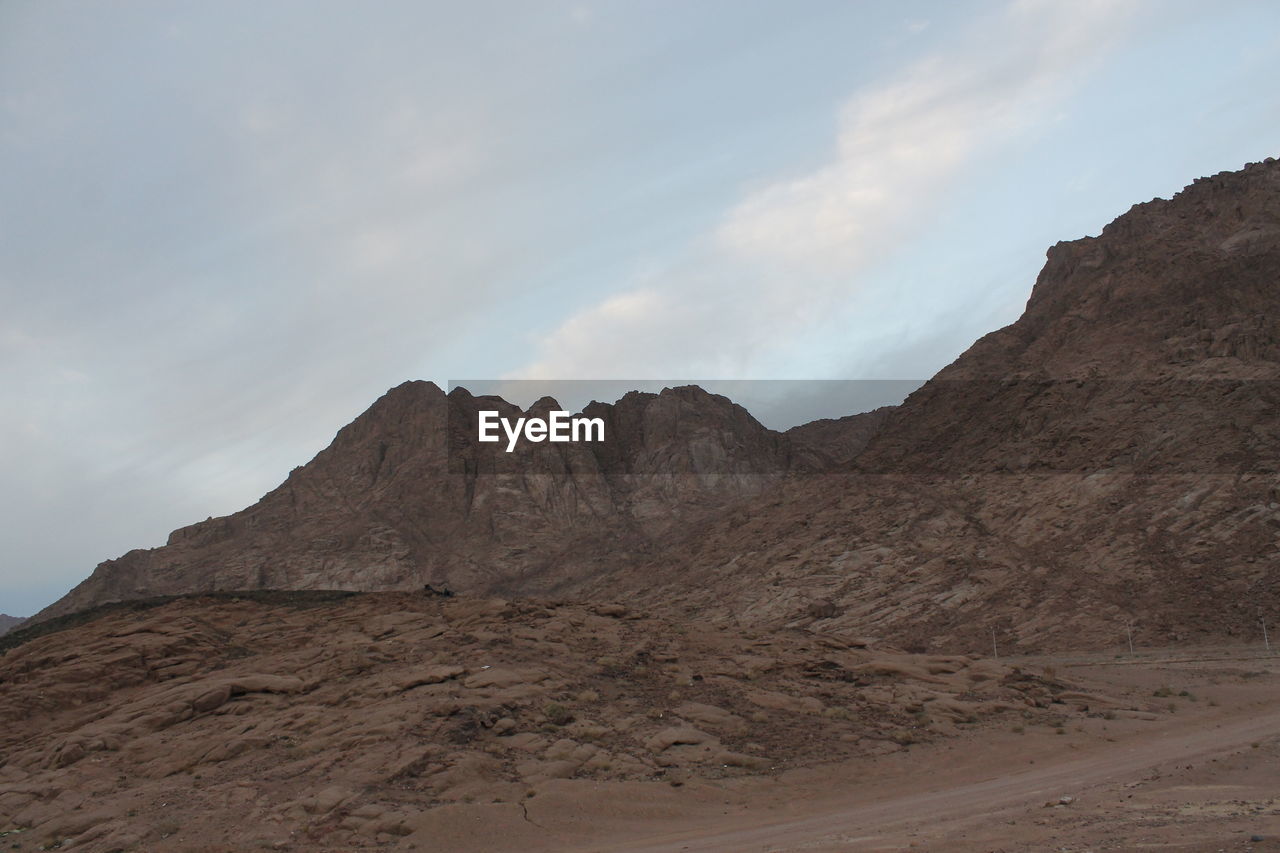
593,160,1280,651
784,405,896,471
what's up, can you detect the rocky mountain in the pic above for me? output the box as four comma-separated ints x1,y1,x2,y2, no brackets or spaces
29,159,1280,652
0,615,25,637
33,385,882,623
585,159,1280,651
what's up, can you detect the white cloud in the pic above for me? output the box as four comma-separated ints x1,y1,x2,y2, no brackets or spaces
515,0,1141,380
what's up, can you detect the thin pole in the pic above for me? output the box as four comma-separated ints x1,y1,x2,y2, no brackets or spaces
1125,624,1135,655
1262,617,1271,653
991,626,998,659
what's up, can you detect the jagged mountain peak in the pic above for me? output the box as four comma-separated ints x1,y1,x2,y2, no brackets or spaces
32,379,879,623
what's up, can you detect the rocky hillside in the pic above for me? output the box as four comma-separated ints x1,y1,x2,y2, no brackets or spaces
586,159,1280,652
0,615,25,637
0,591,1119,851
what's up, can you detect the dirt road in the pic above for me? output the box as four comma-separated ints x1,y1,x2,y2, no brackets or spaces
602,701,1280,851
399,655,1280,852
483,656,1280,853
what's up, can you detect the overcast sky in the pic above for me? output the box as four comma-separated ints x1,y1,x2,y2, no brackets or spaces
3,0,1279,615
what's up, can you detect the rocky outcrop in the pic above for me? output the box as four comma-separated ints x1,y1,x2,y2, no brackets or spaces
0,592,1100,850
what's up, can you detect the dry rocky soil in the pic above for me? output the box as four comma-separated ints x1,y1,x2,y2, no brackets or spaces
2,592,1278,851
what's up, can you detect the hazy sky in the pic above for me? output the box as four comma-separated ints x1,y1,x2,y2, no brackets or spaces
3,0,1279,615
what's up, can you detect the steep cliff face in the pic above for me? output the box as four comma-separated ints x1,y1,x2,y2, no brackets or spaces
577,160,1280,651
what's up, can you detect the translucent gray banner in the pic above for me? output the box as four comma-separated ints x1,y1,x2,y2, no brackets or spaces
443,379,1279,475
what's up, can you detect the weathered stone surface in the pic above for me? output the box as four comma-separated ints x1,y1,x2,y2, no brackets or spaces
0,593,1091,849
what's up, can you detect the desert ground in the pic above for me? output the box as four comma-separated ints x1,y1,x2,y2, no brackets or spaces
2,594,1277,852
548,655,1280,853
411,650,1280,853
